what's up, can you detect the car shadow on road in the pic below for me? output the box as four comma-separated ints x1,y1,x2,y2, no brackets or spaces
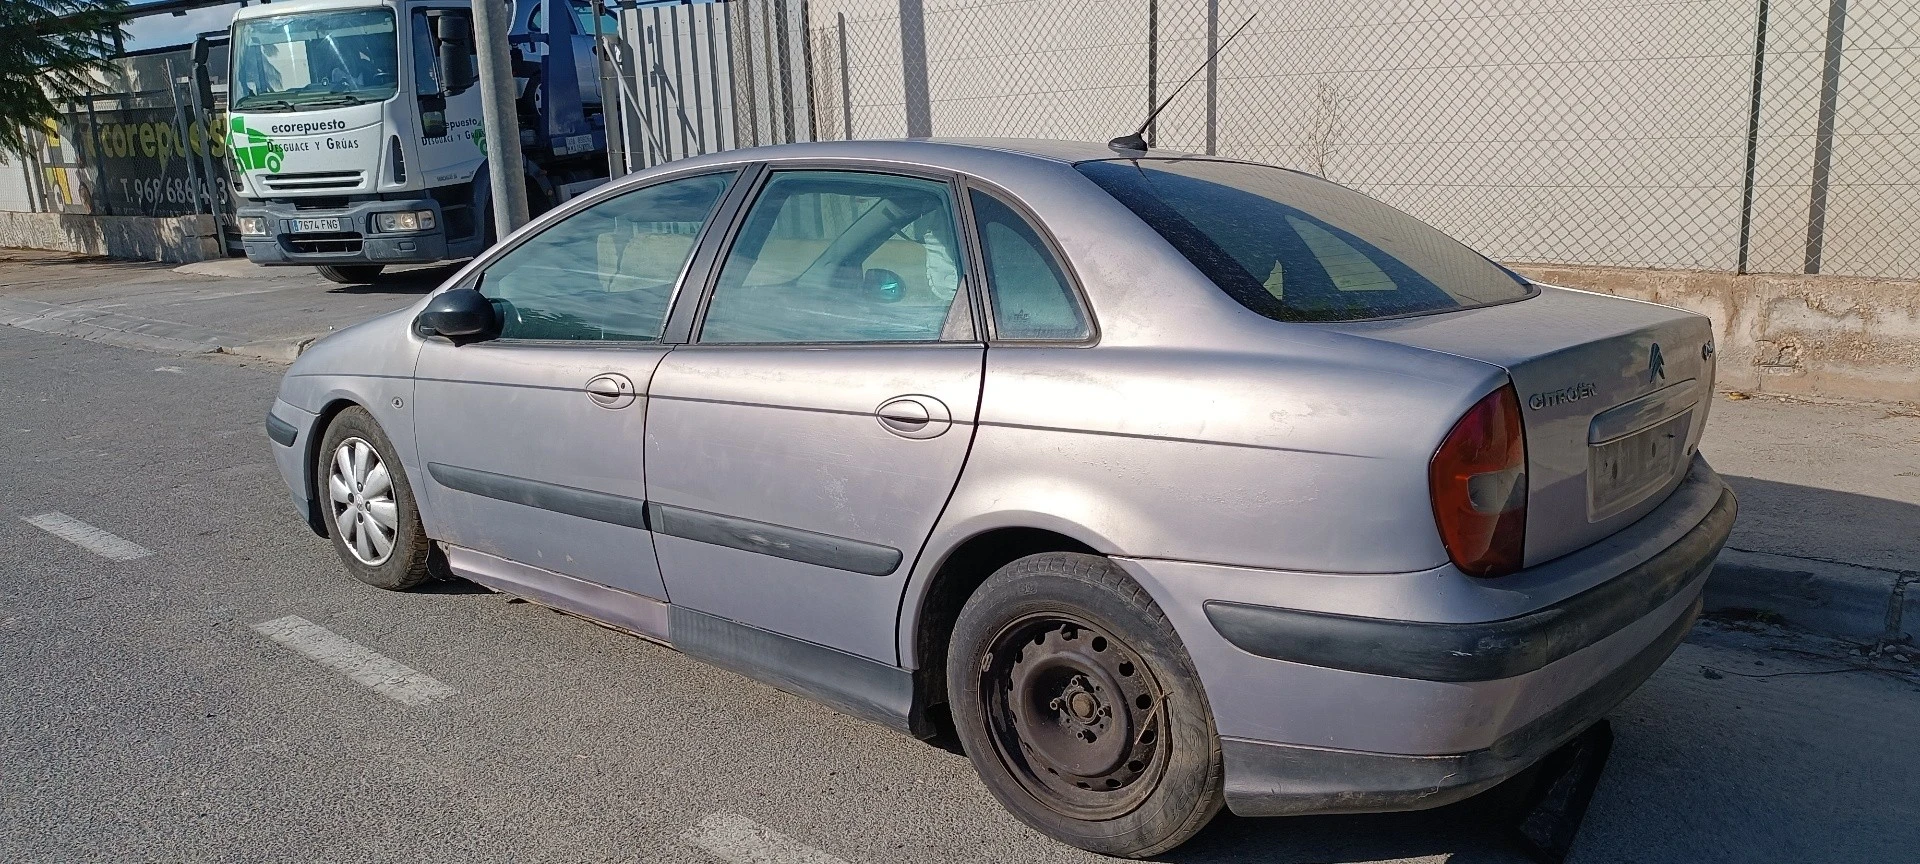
1160,802,1533,863
328,263,468,295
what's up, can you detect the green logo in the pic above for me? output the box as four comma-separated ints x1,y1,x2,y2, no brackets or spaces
228,116,285,172
470,127,486,151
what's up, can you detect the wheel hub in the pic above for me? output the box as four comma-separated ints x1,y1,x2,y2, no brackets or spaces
980,615,1171,819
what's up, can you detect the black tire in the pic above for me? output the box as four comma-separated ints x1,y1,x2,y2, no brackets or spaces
316,264,385,284
314,406,437,591
948,552,1224,857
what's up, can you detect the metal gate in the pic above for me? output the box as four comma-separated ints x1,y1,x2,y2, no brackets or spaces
598,0,817,176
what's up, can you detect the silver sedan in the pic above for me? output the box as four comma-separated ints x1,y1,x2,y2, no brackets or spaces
267,139,1735,857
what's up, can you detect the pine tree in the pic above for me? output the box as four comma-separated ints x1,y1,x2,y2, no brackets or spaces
1,0,131,159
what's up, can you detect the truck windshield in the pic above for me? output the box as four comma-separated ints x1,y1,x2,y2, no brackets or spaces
1077,158,1532,322
231,8,400,111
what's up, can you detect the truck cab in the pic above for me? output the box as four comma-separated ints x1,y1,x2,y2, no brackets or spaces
226,0,609,283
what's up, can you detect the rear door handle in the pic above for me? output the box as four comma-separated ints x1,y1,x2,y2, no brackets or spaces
585,373,637,409
875,395,950,439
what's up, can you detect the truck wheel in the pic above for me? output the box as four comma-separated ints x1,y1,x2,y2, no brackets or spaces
317,265,385,284
316,406,437,591
948,552,1224,857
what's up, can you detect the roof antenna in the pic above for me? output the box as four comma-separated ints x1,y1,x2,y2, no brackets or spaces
1109,12,1259,155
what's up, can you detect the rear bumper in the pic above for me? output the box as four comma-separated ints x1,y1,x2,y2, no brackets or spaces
1112,457,1735,817
240,198,449,266
1220,588,1702,816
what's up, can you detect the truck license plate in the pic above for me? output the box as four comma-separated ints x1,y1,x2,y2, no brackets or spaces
293,217,341,233
1588,410,1691,520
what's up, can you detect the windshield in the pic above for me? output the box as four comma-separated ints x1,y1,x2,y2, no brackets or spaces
231,8,400,112
1077,159,1532,322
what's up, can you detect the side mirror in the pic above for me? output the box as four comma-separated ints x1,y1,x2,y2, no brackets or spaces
862,268,905,303
427,10,477,94
416,288,497,341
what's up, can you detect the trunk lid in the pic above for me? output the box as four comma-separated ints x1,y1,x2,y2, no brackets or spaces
1329,285,1716,567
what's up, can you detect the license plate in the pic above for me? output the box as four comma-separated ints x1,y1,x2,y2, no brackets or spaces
293,217,341,233
1589,411,1692,520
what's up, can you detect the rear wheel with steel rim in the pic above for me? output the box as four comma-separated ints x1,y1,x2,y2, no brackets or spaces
315,406,436,590
949,552,1223,858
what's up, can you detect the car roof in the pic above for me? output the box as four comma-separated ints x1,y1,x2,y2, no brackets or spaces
650,138,1214,175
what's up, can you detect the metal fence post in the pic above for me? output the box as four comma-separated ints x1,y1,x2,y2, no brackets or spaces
82,97,109,216
1145,0,1158,146
1803,0,1848,275
838,12,853,140
1735,0,1770,274
1205,0,1218,155
898,0,931,137
163,58,209,220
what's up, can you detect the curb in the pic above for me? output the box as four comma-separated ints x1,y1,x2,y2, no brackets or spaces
1705,547,1916,644
0,295,314,364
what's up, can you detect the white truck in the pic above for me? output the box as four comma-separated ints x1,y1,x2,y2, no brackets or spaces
225,0,612,283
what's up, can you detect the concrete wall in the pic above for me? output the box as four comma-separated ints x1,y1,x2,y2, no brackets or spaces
0,211,221,263
1516,264,1920,405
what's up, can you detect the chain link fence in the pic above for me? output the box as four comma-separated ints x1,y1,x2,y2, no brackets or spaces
801,0,1920,280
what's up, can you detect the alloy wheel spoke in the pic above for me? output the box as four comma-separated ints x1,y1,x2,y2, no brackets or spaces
361,462,392,499
333,446,355,488
350,441,372,486
328,474,354,505
353,515,376,561
335,507,358,547
366,500,398,532
365,517,395,557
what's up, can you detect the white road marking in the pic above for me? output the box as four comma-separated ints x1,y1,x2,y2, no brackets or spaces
23,512,153,561
250,615,456,706
684,813,853,864
154,366,186,374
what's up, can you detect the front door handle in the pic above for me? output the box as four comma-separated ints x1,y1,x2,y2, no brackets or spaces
875,395,951,439
585,373,637,409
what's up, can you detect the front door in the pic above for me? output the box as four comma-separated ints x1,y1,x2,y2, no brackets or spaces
645,168,984,662
412,170,738,600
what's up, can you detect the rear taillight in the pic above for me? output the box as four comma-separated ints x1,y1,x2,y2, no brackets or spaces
1430,384,1528,577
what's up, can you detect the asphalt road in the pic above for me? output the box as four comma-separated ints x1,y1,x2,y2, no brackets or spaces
2,324,1917,864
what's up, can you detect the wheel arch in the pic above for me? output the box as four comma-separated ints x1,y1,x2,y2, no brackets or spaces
900,523,1104,728
301,397,367,538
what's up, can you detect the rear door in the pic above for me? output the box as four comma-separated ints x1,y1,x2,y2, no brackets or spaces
411,170,738,599
643,167,984,662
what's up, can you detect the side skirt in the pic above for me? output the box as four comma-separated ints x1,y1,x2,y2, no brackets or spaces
672,605,926,738
445,545,670,642
440,544,928,738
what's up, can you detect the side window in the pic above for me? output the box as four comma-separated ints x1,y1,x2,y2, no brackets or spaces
479,172,734,342
700,171,968,344
411,12,439,96
969,189,1091,341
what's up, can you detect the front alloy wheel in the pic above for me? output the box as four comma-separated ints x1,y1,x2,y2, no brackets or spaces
328,437,398,565
314,406,437,590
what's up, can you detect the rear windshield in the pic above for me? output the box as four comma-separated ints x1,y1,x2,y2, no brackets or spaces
1076,159,1531,322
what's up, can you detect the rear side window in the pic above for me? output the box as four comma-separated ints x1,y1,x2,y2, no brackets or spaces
968,190,1090,341
1076,159,1531,322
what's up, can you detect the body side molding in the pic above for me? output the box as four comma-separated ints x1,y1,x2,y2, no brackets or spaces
649,502,903,577
427,462,651,530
